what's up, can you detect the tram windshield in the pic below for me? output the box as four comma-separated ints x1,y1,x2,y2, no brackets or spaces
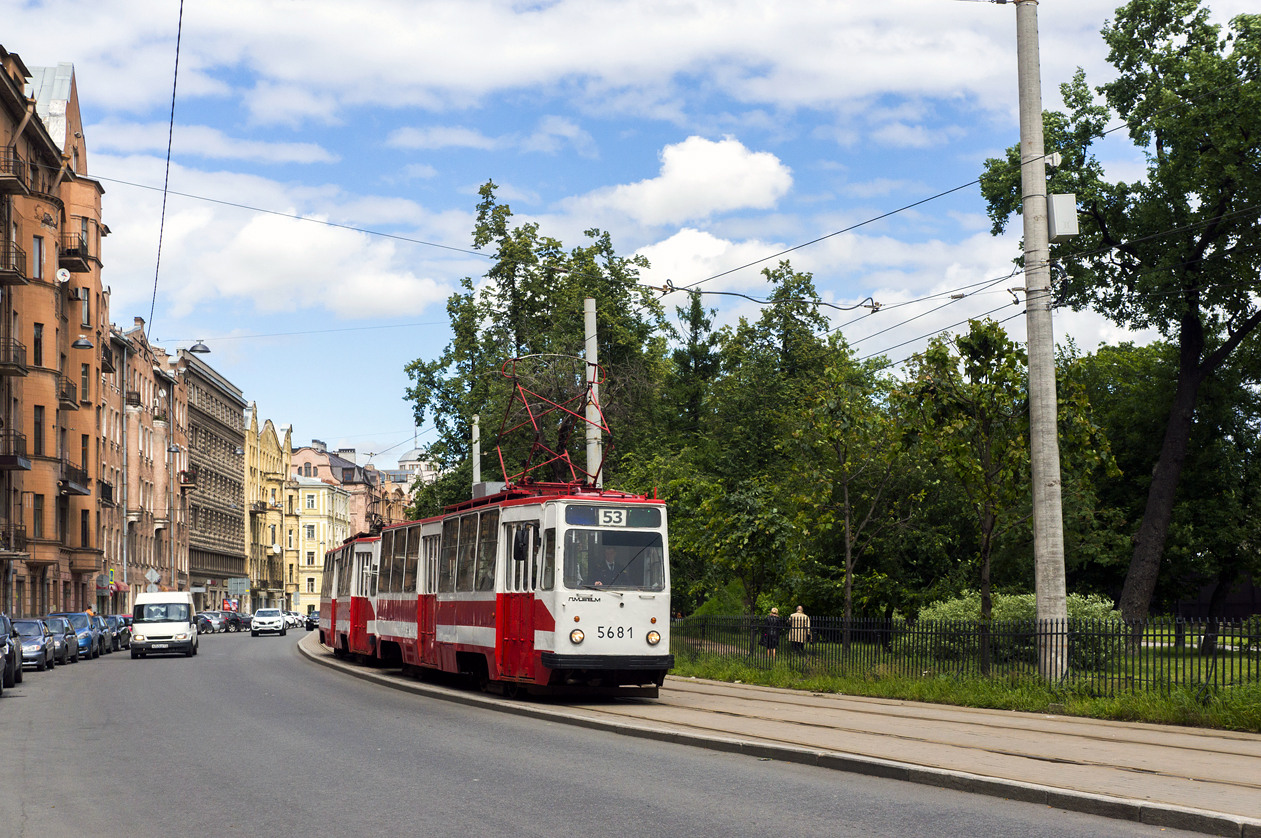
562,529,666,592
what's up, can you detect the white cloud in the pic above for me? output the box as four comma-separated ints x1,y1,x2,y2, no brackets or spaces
564,136,792,226
388,126,501,151
89,121,338,163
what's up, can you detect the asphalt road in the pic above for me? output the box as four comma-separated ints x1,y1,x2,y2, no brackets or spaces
0,631,1206,837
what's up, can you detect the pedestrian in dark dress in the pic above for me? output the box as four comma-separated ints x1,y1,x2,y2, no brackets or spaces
761,607,782,660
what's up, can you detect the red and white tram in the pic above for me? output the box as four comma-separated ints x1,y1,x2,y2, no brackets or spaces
319,480,672,697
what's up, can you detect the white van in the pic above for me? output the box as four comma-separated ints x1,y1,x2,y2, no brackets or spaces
131,592,199,658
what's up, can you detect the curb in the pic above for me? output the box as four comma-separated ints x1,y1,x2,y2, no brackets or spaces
296,634,1261,838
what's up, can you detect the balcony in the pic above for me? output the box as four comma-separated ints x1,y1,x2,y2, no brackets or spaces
98,479,116,507
100,347,116,374
59,460,91,495
0,146,28,195
0,239,28,286
0,430,31,471
179,467,198,488
250,500,268,515
57,374,78,410
0,338,28,376
0,520,27,554
125,390,141,407
59,230,92,273
68,552,99,574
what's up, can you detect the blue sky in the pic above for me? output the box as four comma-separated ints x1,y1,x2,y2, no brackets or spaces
7,0,1251,468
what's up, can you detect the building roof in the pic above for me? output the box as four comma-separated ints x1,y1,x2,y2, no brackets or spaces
26,62,72,146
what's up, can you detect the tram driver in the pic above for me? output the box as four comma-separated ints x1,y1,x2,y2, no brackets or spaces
591,545,620,586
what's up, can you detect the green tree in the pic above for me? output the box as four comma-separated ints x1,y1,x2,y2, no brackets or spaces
789,335,919,636
980,1,1261,621
404,181,668,515
902,319,1031,645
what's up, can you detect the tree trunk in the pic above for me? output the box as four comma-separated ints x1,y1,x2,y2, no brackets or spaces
1119,331,1206,625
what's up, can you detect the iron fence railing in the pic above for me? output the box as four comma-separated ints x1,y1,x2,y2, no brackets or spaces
670,615,1261,697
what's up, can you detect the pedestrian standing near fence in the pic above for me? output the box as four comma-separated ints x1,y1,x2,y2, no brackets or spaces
789,605,810,654
760,607,782,660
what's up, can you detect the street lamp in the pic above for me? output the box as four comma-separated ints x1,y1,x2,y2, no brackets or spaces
189,340,210,354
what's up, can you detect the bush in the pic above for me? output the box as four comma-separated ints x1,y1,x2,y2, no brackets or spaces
907,591,1124,671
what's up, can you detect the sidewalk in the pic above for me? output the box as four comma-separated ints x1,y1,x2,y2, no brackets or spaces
296,633,1261,837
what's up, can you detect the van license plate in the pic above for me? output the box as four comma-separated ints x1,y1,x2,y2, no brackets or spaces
152,643,169,649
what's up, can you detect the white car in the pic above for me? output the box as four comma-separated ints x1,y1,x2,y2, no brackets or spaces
284,611,302,629
251,608,287,637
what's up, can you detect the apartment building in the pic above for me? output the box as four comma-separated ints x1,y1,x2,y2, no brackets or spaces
291,473,349,616
291,440,398,536
180,348,247,612
243,403,293,612
0,49,114,616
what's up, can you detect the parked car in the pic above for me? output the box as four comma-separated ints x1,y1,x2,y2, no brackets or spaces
0,613,22,690
48,612,101,660
94,615,115,653
13,619,56,671
195,613,214,634
45,616,79,664
305,611,319,631
251,608,286,637
196,611,224,633
286,611,303,629
110,615,132,649
216,610,245,632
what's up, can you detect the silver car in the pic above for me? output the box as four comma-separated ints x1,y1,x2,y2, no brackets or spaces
14,619,56,671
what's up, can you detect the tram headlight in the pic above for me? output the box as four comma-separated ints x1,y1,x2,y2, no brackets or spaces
646,630,661,646
570,629,585,645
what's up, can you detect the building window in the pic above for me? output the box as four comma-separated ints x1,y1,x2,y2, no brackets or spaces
81,434,89,471
306,551,314,566
32,406,44,456
81,296,90,327
306,577,316,593
304,524,315,539
32,323,42,367
81,363,90,401
305,493,315,509
80,509,90,547
31,235,43,281
32,494,44,538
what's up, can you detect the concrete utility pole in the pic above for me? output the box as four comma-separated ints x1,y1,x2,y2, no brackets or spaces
1013,1,1064,680
1015,0,1068,679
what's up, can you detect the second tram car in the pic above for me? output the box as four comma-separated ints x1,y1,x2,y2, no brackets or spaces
319,481,672,697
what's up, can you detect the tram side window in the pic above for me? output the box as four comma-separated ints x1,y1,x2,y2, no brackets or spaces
455,514,477,592
422,534,440,594
336,550,351,597
541,528,555,590
475,509,499,592
507,522,538,592
439,518,458,592
379,531,395,593
358,550,376,597
389,531,405,594
320,551,333,598
403,526,420,593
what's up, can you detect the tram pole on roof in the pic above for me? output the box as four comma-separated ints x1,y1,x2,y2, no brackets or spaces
584,298,603,488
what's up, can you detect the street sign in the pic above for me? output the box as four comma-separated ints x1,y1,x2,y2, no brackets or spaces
144,569,161,584
145,583,160,593
227,577,250,596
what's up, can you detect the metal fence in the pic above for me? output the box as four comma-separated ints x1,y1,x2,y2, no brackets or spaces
670,615,1261,696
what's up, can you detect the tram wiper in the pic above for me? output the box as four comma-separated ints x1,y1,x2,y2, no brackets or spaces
579,584,623,597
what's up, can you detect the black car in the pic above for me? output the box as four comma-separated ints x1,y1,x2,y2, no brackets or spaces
0,613,22,691
44,616,79,664
195,613,214,634
217,610,246,632
305,611,319,631
110,615,132,649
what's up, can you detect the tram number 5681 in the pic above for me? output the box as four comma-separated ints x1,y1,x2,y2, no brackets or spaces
597,626,632,639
